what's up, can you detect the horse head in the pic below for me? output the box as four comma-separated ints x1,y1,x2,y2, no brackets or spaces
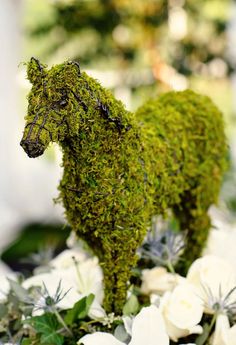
20,58,82,158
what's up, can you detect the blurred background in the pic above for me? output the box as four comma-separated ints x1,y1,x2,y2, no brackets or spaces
1,0,236,270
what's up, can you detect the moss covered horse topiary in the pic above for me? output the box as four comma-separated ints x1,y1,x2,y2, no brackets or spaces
20,58,227,314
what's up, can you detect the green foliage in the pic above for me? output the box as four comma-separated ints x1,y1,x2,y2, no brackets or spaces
25,313,64,345
20,59,227,314
122,294,140,316
7,279,29,302
22,339,32,345
65,294,95,325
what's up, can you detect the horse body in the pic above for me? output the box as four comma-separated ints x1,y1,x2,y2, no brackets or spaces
20,58,227,313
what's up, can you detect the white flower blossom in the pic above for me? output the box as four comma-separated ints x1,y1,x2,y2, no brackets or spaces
141,266,185,295
78,305,169,345
50,248,87,269
187,255,236,314
79,333,123,345
160,282,203,341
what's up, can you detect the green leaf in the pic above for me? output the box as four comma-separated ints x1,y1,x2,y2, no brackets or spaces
8,278,29,302
26,313,58,333
114,324,129,342
65,294,95,325
25,313,64,345
22,339,32,345
41,331,64,345
123,294,139,316
0,304,7,318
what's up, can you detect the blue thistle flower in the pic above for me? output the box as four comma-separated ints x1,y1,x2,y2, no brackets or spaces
139,217,186,271
201,284,236,319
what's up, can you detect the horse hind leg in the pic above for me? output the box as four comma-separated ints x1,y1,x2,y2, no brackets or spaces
173,189,212,273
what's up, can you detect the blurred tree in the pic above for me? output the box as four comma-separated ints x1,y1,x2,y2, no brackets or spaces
29,0,167,68
28,0,231,82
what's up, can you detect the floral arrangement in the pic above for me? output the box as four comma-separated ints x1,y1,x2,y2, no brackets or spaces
0,219,236,345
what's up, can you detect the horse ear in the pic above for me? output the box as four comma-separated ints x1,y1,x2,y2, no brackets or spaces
67,60,81,75
27,57,47,84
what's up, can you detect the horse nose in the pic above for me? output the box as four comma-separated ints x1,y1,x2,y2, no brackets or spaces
20,139,45,158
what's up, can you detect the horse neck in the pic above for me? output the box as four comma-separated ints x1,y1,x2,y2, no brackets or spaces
58,75,139,180
73,71,132,121
60,71,135,157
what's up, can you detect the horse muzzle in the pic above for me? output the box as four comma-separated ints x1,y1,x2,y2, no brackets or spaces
20,139,46,158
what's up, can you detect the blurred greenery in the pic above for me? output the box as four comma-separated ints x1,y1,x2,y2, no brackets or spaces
2,223,70,272
23,0,231,74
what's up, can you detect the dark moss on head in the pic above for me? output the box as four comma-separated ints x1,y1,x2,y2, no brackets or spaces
27,57,47,85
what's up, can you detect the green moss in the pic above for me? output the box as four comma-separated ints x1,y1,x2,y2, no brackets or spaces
20,58,227,313
136,91,227,270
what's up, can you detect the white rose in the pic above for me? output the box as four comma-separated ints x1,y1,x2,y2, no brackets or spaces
211,314,236,345
187,255,236,313
141,267,185,295
79,333,124,345
160,283,203,341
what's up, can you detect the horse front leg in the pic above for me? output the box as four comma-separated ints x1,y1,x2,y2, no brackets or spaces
100,247,137,314
97,226,142,315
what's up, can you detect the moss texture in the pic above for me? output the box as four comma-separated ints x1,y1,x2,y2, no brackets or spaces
20,58,227,314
